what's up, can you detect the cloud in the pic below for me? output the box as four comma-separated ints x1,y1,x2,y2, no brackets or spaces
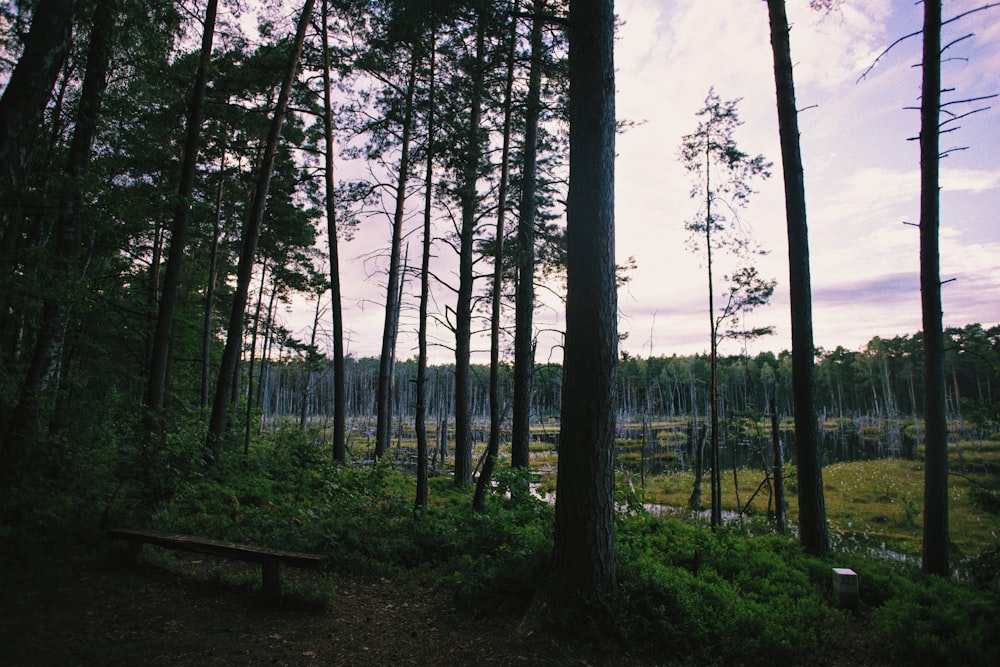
786,0,894,89
814,271,918,306
941,167,1000,194
288,0,1000,365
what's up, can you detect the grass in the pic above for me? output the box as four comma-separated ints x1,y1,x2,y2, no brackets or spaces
823,459,926,555
358,418,1000,561
626,440,1000,561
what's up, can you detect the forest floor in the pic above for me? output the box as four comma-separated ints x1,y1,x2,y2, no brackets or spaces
1,547,896,666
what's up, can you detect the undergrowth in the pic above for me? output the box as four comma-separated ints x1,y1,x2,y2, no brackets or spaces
4,417,999,666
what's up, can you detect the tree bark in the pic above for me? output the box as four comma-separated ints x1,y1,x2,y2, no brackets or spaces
206,0,316,462
766,0,828,555
321,0,347,464
415,31,437,513
551,0,617,602
453,7,487,486
2,0,112,473
242,261,269,461
474,2,518,513
146,0,220,416
919,0,949,577
688,421,706,509
770,397,786,532
299,294,323,429
201,129,228,410
376,55,417,460
706,153,721,529
511,1,546,479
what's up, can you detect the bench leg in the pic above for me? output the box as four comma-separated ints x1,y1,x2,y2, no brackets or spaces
124,539,143,561
261,559,282,601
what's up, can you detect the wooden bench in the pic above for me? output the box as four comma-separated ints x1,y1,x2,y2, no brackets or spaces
107,528,329,601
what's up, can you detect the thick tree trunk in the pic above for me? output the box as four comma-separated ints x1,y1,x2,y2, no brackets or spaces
551,0,617,602
146,0,220,417
321,0,347,464
206,0,316,462
512,1,546,478
766,0,827,555
453,8,487,486
919,0,949,577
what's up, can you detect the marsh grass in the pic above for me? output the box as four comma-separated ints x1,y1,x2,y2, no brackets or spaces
238,421,998,560
628,441,1000,559
824,444,999,558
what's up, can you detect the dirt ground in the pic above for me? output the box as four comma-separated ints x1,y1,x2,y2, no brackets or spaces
1,547,895,666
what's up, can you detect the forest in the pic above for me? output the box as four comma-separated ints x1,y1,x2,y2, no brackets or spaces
2,0,999,665
254,325,1000,437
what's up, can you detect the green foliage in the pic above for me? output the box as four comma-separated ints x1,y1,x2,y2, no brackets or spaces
872,574,1000,666
961,544,1000,592
8,408,1000,666
150,446,554,609
612,513,1000,666
968,485,1000,514
431,492,553,612
963,398,1000,434
613,515,842,665
0,389,186,558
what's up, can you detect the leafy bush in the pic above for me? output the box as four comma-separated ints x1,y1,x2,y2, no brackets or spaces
27,417,993,667
968,485,1000,515
873,574,1000,666
0,389,181,557
961,545,1000,593
434,502,552,612
613,514,842,665
151,450,555,603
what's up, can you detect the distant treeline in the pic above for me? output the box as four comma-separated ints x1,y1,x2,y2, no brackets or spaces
255,323,999,433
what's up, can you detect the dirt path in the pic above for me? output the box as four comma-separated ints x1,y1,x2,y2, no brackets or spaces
1,550,647,666
2,549,893,666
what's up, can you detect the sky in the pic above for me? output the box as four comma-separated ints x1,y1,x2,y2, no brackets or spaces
611,0,1000,359
285,0,1000,364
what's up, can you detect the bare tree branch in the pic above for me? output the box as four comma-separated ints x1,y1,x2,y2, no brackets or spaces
857,28,922,82
942,33,973,54
857,2,999,82
942,2,1000,28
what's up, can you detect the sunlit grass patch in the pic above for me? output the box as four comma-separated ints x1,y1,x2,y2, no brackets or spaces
821,456,999,557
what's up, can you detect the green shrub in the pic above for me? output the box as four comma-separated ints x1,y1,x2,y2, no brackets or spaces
613,514,842,665
960,546,1000,593
97,422,1000,664
873,575,1000,666
968,485,1000,515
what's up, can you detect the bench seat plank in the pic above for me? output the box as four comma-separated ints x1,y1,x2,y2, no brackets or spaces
107,528,328,600
107,528,328,569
